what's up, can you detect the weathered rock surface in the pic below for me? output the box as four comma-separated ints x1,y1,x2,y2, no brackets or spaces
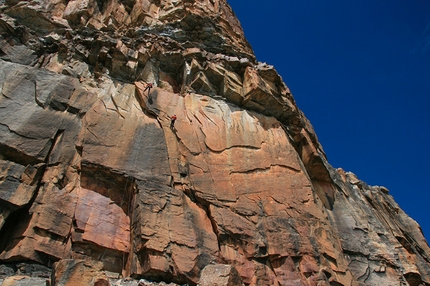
0,0,429,285
198,264,244,286
52,259,109,286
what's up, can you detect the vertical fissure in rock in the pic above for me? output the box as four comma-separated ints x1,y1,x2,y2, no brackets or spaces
45,129,65,163
0,127,61,257
0,200,32,255
191,191,221,255
0,168,45,259
124,175,135,274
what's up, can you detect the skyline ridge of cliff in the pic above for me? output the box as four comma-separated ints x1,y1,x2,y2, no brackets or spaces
229,0,430,241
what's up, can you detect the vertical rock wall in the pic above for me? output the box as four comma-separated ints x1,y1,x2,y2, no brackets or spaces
0,0,429,285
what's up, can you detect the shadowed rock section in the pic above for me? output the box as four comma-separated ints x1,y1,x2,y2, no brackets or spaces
0,0,429,285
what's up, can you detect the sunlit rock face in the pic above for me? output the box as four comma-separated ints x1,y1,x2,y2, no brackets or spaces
1,1,430,285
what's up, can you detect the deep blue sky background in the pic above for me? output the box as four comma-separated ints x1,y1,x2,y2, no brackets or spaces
228,0,430,239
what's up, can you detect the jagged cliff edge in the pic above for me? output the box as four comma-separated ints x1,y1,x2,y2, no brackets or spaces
0,0,429,285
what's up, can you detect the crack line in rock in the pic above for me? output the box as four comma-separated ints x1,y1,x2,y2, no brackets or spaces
229,164,301,175
110,94,126,119
1,92,13,100
33,80,45,108
198,109,219,129
205,143,260,154
0,122,44,140
85,126,100,140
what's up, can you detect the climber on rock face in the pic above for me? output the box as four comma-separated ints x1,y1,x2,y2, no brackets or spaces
170,115,177,130
144,82,153,95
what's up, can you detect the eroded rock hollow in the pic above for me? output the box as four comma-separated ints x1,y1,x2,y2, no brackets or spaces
0,0,429,285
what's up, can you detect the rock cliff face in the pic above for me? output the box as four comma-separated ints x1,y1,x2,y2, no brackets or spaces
0,0,429,285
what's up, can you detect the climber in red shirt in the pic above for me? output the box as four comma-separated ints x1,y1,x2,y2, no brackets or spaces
144,82,153,95
170,115,177,130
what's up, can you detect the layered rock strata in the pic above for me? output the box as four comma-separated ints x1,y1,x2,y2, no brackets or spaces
0,0,429,285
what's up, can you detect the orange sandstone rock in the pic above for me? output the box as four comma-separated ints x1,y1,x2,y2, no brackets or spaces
0,1,429,286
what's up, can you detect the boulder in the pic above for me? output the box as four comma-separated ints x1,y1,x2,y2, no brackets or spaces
51,259,108,286
198,264,244,286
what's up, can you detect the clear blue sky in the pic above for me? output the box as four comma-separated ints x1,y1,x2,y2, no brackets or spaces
228,0,430,239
